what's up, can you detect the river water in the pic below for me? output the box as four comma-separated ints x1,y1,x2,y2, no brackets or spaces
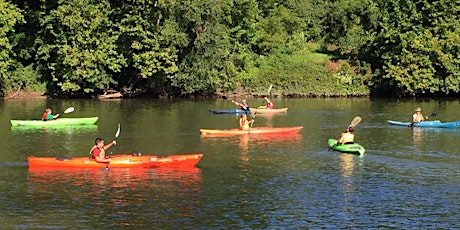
0,97,459,229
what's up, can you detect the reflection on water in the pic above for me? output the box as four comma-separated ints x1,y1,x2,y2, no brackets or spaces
412,127,424,150
12,125,98,135
26,167,202,228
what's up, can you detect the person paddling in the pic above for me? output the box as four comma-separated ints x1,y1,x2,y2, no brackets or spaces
258,96,274,109
337,126,355,144
239,113,254,131
90,138,116,163
232,99,250,113
412,107,427,122
42,108,59,121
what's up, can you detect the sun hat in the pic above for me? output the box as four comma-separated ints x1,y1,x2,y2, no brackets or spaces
415,107,421,112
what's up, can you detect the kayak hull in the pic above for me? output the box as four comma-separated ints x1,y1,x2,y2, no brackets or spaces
200,126,303,136
328,139,365,155
208,109,250,114
387,120,460,128
249,108,288,114
11,117,99,127
28,153,203,169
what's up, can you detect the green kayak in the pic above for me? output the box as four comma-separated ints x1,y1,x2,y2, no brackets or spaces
10,117,99,127
328,139,365,155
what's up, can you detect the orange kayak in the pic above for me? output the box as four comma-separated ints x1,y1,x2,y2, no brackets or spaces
28,153,203,169
200,126,303,136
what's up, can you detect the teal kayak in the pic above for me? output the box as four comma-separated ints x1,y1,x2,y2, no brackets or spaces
10,117,99,127
328,139,365,155
387,120,460,128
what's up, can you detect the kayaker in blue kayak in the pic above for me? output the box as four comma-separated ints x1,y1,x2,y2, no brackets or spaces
337,126,354,144
239,113,254,130
232,99,250,112
90,138,116,163
42,108,59,121
412,108,428,122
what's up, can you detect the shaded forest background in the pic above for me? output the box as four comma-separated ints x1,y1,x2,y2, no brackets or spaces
0,0,458,98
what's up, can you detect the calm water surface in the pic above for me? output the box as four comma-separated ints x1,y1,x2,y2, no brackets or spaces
1,97,460,229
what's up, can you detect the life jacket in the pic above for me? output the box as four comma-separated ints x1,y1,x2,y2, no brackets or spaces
239,118,250,130
89,146,103,159
42,112,48,121
266,102,274,109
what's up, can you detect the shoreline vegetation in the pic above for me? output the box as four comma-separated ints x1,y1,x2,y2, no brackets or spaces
0,1,458,99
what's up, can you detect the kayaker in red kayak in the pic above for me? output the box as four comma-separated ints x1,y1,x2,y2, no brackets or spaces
42,108,59,121
239,113,254,130
412,107,427,122
231,99,250,112
90,138,116,163
337,126,354,144
258,96,274,109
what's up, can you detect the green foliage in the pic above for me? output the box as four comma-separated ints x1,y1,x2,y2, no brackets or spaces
36,0,126,94
0,0,25,95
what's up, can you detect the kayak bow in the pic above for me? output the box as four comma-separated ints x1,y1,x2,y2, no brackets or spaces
328,139,365,155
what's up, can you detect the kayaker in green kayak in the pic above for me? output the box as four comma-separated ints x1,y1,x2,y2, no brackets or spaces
337,126,354,144
42,108,59,121
412,107,428,122
90,138,116,163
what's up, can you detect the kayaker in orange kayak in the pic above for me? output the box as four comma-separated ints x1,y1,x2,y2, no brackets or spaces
412,107,427,122
239,113,254,130
42,108,59,121
337,126,354,144
258,96,274,109
90,138,116,163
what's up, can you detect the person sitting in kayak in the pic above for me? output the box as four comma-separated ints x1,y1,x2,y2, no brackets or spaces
258,96,274,109
231,99,250,113
412,107,428,122
338,126,354,144
239,113,254,130
90,138,116,163
42,108,59,121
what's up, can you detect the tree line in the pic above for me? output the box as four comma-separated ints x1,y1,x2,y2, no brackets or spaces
0,0,458,98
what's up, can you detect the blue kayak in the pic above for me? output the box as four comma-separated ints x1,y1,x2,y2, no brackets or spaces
387,120,460,128
208,109,251,114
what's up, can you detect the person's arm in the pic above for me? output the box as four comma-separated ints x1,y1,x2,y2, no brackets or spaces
103,141,116,150
412,114,418,122
337,133,345,143
53,114,60,119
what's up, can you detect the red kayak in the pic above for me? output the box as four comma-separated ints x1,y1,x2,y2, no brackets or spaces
28,153,203,169
199,126,303,136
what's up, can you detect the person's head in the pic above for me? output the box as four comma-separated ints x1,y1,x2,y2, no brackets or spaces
347,126,354,133
95,138,104,147
415,107,422,113
241,114,247,119
45,108,51,113
242,99,246,103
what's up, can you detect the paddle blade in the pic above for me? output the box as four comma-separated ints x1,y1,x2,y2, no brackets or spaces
430,112,437,117
267,84,273,95
350,116,362,127
115,123,121,138
63,107,74,113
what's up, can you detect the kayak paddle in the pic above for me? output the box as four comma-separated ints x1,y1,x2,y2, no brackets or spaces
106,124,120,169
350,116,362,127
63,107,74,114
109,123,121,157
251,84,273,127
408,111,436,127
